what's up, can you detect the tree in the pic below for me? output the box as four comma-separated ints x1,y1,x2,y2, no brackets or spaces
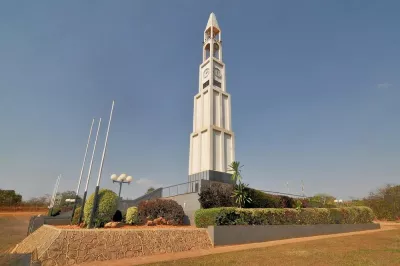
146,187,156,194
232,182,252,208
0,190,22,206
228,161,243,184
363,184,400,220
310,193,336,205
228,161,252,208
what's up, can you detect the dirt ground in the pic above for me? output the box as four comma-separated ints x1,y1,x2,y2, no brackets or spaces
0,212,45,253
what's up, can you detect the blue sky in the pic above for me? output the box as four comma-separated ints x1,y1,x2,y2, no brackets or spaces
0,1,399,200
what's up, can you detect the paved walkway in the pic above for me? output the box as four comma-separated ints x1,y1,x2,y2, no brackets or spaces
79,223,399,266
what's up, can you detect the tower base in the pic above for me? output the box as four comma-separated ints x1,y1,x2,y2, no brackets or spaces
189,170,234,187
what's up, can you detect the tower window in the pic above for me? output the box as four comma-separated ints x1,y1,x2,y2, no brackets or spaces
213,80,221,88
203,80,209,89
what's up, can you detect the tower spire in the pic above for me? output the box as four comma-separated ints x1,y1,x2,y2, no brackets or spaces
206,12,220,31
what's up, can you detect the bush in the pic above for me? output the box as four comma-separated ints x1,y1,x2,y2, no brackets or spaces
112,210,123,222
362,184,400,221
126,207,139,225
84,189,118,227
245,189,280,208
71,206,81,225
194,207,374,228
279,196,296,208
198,183,234,209
138,199,184,225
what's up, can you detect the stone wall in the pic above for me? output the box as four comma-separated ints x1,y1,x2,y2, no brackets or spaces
12,225,212,265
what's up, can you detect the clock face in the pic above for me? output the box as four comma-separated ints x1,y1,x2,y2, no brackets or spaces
214,68,222,78
203,68,210,79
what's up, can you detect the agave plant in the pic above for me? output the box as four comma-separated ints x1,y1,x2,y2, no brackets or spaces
228,161,243,184
232,181,252,208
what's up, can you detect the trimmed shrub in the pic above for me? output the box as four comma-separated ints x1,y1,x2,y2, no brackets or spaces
83,189,118,227
126,207,139,225
195,207,375,228
138,199,184,225
279,196,296,208
244,189,280,208
112,210,123,222
198,183,234,209
71,206,82,225
195,207,236,228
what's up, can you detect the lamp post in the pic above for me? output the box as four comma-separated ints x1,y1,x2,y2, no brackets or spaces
111,174,133,199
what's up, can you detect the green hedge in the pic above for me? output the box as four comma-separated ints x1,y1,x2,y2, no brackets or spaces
83,189,118,227
126,207,139,225
71,206,81,225
194,207,374,228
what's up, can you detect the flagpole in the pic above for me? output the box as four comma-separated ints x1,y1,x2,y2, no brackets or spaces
71,119,95,223
88,100,115,228
78,118,102,225
50,175,61,216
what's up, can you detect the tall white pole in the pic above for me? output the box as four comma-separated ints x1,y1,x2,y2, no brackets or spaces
71,119,95,222
78,118,102,224
96,101,115,187
75,119,95,195
53,174,61,206
85,118,102,192
89,100,115,228
50,175,59,208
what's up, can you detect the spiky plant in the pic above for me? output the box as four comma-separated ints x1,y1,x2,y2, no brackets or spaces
228,161,243,184
232,181,252,208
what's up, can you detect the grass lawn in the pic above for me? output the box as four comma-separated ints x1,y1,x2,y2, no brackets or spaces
148,229,400,266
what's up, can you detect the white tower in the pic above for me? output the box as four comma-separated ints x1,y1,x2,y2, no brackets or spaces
188,13,235,186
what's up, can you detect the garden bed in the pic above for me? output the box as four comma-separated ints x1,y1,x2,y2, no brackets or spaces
52,224,196,230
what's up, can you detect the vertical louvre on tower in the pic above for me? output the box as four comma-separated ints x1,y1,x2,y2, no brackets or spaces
188,13,235,183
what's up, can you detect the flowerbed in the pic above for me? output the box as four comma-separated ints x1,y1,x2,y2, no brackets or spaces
195,207,374,228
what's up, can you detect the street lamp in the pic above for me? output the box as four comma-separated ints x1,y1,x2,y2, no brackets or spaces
111,174,133,198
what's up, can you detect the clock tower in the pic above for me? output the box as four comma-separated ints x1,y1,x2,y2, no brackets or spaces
188,13,235,187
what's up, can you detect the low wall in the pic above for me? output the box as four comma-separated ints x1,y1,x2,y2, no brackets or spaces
165,193,201,225
207,223,381,246
13,225,212,265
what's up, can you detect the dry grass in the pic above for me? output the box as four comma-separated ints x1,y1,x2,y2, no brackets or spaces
147,229,400,266
0,212,44,253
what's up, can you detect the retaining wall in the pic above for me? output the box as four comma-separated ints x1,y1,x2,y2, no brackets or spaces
13,225,212,265
207,223,381,246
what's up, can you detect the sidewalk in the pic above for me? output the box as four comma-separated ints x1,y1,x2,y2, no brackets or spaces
79,223,398,266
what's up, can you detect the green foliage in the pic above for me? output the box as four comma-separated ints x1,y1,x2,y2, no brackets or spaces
363,184,400,221
138,198,185,225
228,161,243,184
126,207,140,225
194,207,375,228
198,183,235,209
232,182,252,208
71,206,81,225
195,207,236,228
84,189,118,228
244,189,281,208
0,190,22,205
